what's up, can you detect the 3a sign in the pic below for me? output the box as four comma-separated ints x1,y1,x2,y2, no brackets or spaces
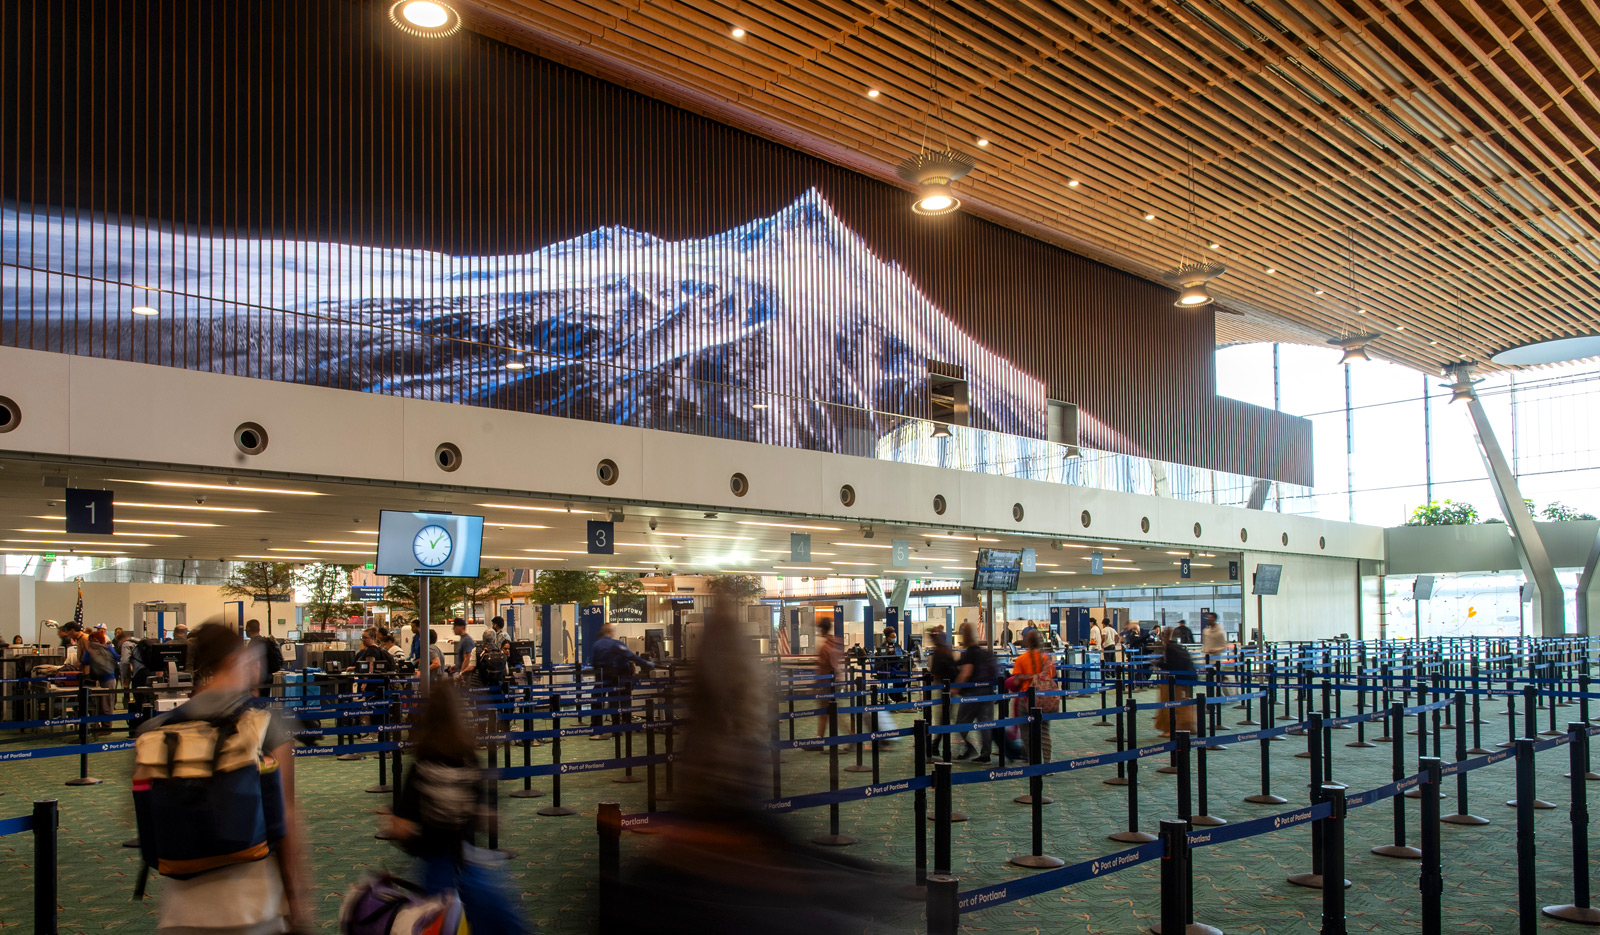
586,520,615,555
65,488,114,535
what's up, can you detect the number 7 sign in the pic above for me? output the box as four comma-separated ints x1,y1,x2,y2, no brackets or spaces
586,520,615,555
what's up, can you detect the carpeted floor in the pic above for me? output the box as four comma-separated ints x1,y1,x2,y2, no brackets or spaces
0,688,1593,933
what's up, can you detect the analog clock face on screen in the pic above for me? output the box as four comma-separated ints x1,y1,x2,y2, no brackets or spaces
413,524,453,568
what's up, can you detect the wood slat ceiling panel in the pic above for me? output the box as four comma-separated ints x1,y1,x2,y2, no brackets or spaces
469,0,1600,369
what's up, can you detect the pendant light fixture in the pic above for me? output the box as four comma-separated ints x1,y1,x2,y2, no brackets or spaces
388,0,462,37
1159,145,1225,307
1328,227,1379,363
896,0,975,216
1440,361,1482,404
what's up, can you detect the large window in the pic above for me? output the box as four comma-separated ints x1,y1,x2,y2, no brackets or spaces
1218,344,1600,523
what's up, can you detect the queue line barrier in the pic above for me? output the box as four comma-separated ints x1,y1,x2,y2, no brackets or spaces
0,799,58,935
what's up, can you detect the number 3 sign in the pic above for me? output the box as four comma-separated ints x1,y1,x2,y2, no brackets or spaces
586,520,615,555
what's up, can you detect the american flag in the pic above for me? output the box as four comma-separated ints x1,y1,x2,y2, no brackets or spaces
777,623,790,655
73,581,84,630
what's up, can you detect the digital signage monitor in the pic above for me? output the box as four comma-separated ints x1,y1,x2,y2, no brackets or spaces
375,511,485,578
972,548,1024,591
1253,563,1283,596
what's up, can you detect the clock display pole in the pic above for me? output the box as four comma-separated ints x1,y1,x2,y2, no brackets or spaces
419,577,431,695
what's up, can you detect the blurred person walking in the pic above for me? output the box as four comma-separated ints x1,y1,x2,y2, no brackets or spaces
385,683,533,934
813,618,844,740
1153,628,1198,736
953,623,999,763
133,624,309,934
1007,629,1057,764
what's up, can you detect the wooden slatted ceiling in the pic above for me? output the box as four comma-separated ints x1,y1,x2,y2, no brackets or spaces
469,0,1600,371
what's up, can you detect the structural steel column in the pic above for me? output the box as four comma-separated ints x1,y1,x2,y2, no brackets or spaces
1451,368,1565,636
1576,525,1599,638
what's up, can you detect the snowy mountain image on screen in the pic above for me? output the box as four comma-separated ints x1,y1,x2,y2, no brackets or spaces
1,189,1045,454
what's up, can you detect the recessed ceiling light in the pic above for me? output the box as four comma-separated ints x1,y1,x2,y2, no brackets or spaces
1265,268,1277,274
116,501,265,513
504,361,526,371
759,549,837,556
236,554,312,561
829,541,893,549
112,479,322,496
739,521,842,531
1067,179,1080,187
350,530,380,535
775,566,831,571
1355,308,1367,314
830,561,877,566
976,138,989,147
521,549,588,555
131,306,159,316
270,547,374,555
478,503,597,514
730,26,746,38
1429,340,1439,346
1144,212,1157,221
1395,324,1406,331
923,533,1000,542
388,0,462,36
866,89,880,98
5,538,152,547
1312,288,1325,295
483,521,550,530
1209,243,1221,250
304,540,382,546
751,403,768,409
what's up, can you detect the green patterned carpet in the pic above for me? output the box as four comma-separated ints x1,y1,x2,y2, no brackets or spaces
0,690,1593,933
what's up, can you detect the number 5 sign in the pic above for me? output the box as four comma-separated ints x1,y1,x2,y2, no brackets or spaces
586,520,614,555
66,488,114,535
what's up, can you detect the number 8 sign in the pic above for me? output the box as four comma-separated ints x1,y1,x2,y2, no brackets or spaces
586,520,615,555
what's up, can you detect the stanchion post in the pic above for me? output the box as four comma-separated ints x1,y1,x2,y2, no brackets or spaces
933,761,952,875
537,695,576,817
1442,692,1487,825
1009,707,1063,869
1515,738,1537,934
812,701,857,846
926,873,959,935
1419,757,1443,935
1110,698,1156,843
1318,784,1350,930
34,799,57,935
1372,702,1421,858
1245,681,1287,805
366,684,392,794
65,680,101,786
1106,677,1129,787
1159,818,1190,935
1542,723,1600,924
596,801,621,935
645,699,657,814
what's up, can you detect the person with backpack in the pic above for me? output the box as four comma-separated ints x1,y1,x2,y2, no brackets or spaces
480,616,510,653
1007,629,1058,764
386,683,533,934
133,623,308,934
952,622,999,763
86,626,119,731
589,623,651,729
245,619,283,687
474,639,508,691
927,627,959,685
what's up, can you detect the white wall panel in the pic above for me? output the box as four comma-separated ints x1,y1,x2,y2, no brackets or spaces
0,347,71,456
1239,551,1359,643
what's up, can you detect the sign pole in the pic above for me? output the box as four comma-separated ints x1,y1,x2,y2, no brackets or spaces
419,577,431,696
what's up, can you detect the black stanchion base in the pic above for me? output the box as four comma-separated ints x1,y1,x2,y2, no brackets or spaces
1286,872,1351,889
1505,798,1557,809
1346,740,1377,748
536,805,577,816
1205,743,1231,752
926,811,970,823
1372,735,1394,744
1467,718,1486,725
1562,771,1600,781
1237,719,1260,727
1372,843,1422,858
365,784,392,794
1293,750,1313,759
810,833,859,847
1103,776,1129,787
1156,764,1181,774
336,754,366,762
843,764,873,774
1009,853,1066,869
1266,735,1288,743
65,777,103,786
1013,794,1055,805
509,789,547,798
1150,922,1225,935
1243,793,1288,805
1191,814,1227,826
589,735,609,741
122,838,140,848
1542,904,1600,925
1108,830,1158,843
1539,729,1566,737
1330,724,1352,731
611,775,643,784
895,884,927,902
1495,740,1517,749
1092,720,1114,727
1403,787,1446,799
1467,747,1494,756
1440,813,1490,826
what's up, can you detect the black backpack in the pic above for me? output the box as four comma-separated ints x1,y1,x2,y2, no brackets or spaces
476,649,507,687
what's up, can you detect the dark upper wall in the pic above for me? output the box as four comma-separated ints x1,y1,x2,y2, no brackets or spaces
0,0,1311,484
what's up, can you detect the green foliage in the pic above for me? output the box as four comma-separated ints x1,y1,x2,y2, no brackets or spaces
1405,500,1480,526
530,570,602,605
220,561,296,634
295,563,358,629
381,575,465,622
1540,501,1597,522
601,572,645,610
461,569,513,618
706,574,767,603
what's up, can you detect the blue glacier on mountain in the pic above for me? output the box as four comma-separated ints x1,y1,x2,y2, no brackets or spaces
1,189,1046,455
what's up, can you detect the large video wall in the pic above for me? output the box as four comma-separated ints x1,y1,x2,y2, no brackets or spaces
0,0,1310,484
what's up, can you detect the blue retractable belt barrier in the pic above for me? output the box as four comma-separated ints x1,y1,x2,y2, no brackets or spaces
1185,801,1332,848
956,841,1165,913
0,814,35,837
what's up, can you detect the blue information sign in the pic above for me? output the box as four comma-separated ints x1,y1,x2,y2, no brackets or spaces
1180,558,1192,579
